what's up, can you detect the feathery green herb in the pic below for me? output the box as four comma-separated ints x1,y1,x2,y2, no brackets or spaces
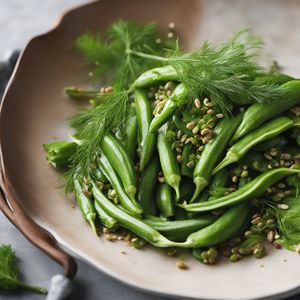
0,244,47,295
76,20,175,90
66,20,286,190
267,198,300,250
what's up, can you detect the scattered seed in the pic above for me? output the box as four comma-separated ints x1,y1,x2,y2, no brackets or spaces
267,231,275,243
216,113,224,119
201,128,210,135
296,244,300,254
167,32,174,38
176,260,188,270
251,216,261,225
192,126,199,134
121,250,127,255
176,155,183,163
158,176,165,183
207,109,215,115
187,161,195,168
186,121,196,129
105,86,113,93
176,147,182,153
168,22,175,29
194,98,201,108
264,153,273,161
232,176,238,183
277,203,289,210
156,38,162,43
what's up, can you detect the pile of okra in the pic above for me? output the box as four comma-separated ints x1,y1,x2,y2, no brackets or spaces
45,66,300,266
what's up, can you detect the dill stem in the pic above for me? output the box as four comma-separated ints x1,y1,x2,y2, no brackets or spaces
130,50,168,62
18,283,48,295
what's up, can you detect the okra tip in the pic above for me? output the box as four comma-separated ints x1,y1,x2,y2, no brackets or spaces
169,175,181,201
213,151,237,174
190,177,208,203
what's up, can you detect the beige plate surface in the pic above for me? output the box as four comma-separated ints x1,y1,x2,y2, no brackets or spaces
1,0,300,299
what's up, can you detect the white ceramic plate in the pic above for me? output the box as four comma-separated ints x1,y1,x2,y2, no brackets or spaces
1,1,300,299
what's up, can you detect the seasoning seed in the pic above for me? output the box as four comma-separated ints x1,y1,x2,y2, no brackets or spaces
264,153,273,161
192,126,199,134
194,98,201,108
207,109,215,115
267,231,275,243
186,121,196,129
232,176,238,183
176,155,183,163
167,32,174,38
156,38,162,44
104,86,113,93
296,244,300,254
168,22,175,29
277,203,289,210
201,128,210,135
251,216,261,225
176,260,188,270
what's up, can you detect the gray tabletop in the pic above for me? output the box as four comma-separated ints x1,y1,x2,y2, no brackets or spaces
0,1,298,300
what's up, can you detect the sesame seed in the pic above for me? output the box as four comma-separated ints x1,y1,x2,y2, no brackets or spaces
296,244,300,254
207,109,215,115
121,250,127,255
216,113,224,119
167,32,174,38
156,38,162,44
104,86,113,93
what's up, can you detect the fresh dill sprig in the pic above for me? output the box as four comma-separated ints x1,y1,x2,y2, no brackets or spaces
65,91,128,191
76,20,175,90
267,198,300,251
0,244,47,295
131,30,285,112
66,21,286,190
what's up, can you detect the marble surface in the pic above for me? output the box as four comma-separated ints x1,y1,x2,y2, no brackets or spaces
0,1,298,300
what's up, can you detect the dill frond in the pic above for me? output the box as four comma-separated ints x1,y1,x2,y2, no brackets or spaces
76,20,175,90
65,91,128,192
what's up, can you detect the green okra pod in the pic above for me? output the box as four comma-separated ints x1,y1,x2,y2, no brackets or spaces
180,168,300,212
144,216,217,242
214,116,294,173
149,83,189,133
100,133,137,198
135,89,157,170
92,183,180,247
137,156,160,216
94,200,118,229
43,141,77,168
185,203,249,248
74,178,97,234
132,65,178,88
157,129,181,200
64,86,100,100
232,80,300,142
191,114,243,202
156,183,175,218
98,154,143,217
123,112,138,161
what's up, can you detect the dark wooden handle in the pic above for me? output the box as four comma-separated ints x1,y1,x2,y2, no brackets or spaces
0,167,77,279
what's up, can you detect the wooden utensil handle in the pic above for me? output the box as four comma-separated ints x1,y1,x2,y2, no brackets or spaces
0,167,77,279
